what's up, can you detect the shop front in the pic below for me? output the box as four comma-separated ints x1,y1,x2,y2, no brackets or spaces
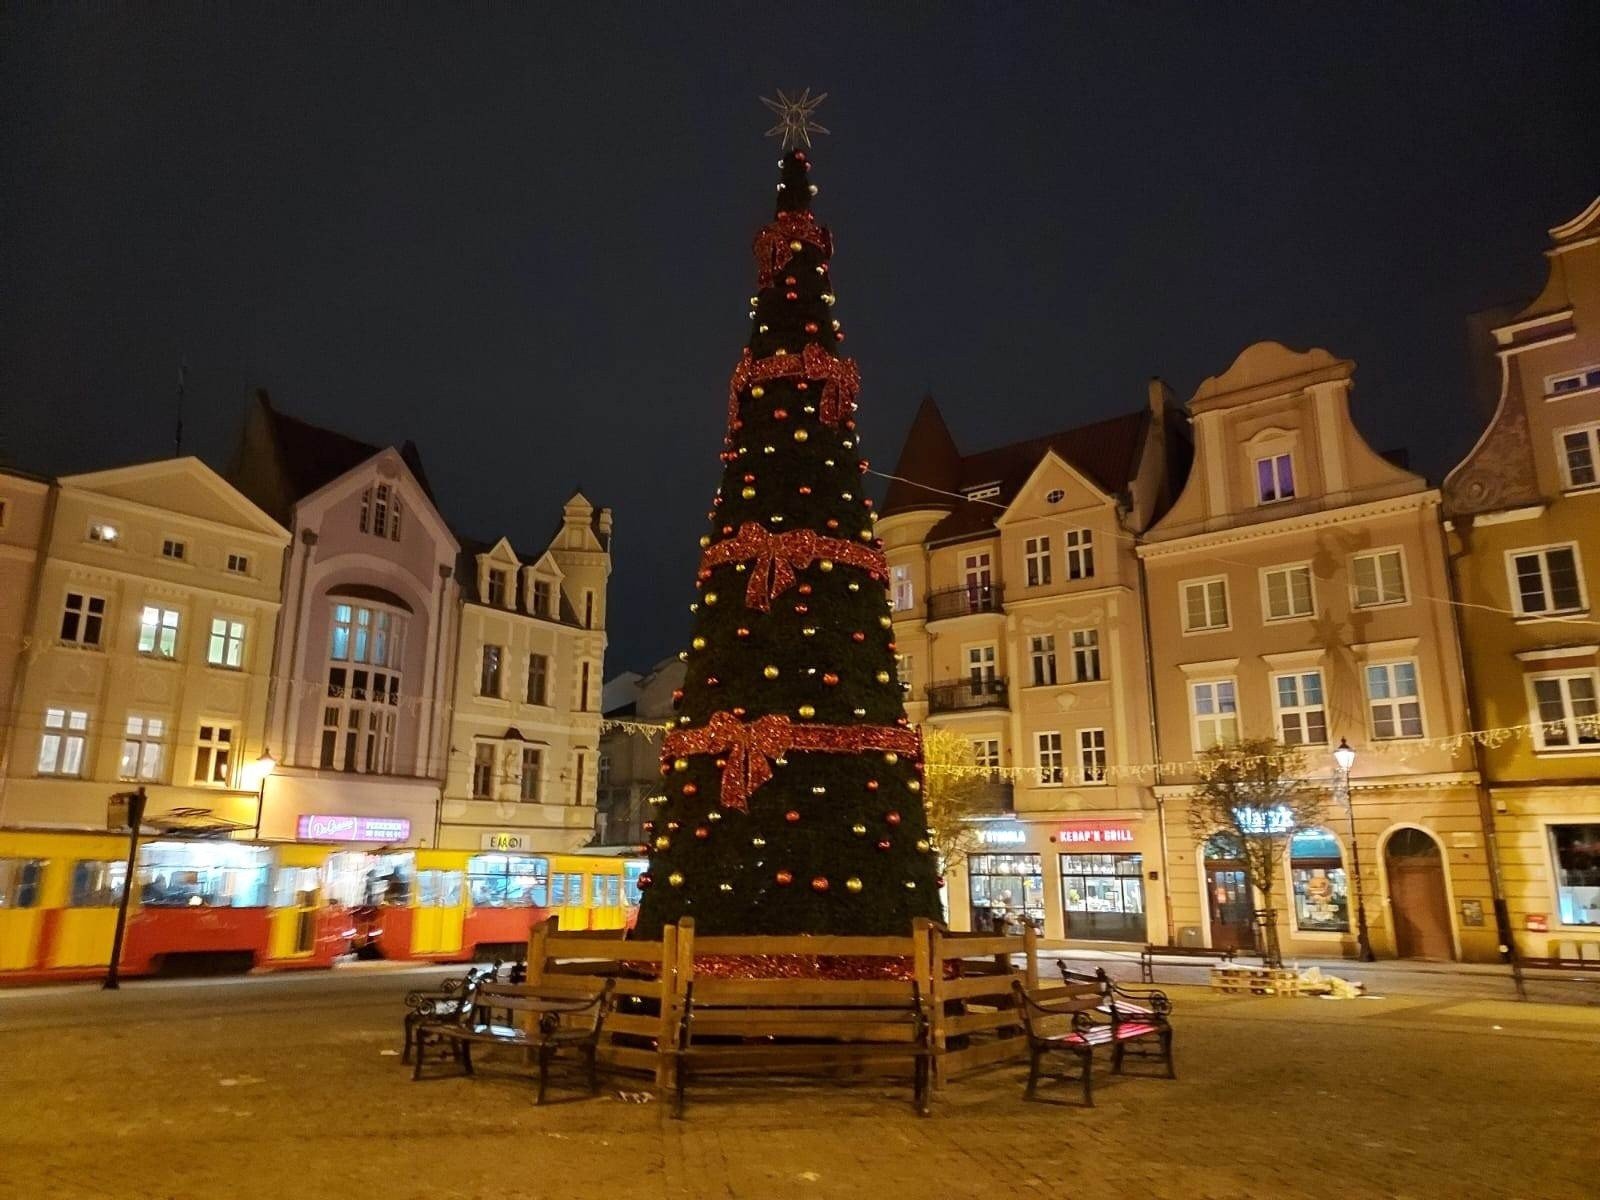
966,849,1044,935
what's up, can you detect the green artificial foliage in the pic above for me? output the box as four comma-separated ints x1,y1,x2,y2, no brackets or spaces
634,150,944,937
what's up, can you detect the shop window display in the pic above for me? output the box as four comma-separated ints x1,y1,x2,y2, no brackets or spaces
1059,853,1145,942
967,853,1043,934
1290,828,1349,932
1551,824,1600,926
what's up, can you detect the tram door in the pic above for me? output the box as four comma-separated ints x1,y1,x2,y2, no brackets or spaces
270,847,330,959
0,858,45,970
414,851,464,955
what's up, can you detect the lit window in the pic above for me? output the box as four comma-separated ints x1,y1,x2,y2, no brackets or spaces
87,522,119,543
60,592,106,647
472,743,496,799
161,539,186,561
119,715,167,782
137,606,181,658
1548,364,1600,396
1290,828,1349,932
1549,824,1600,925
1530,674,1600,751
1035,732,1064,785
891,564,914,612
193,724,234,785
38,707,90,776
1029,635,1057,687
1255,453,1295,503
1352,550,1407,608
1064,529,1094,580
362,484,401,539
1191,680,1239,749
1274,671,1327,746
1560,426,1600,490
1071,629,1101,682
972,739,1000,770
527,654,550,705
1024,536,1053,587
1510,545,1585,616
1078,728,1107,784
520,747,543,801
207,618,246,669
1263,565,1314,621
1183,579,1229,631
226,553,251,575
486,569,507,607
480,645,503,697
1366,662,1423,739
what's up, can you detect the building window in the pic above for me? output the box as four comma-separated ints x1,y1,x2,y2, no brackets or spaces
60,592,106,647
893,652,913,696
480,645,503,697
1263,564,1313,621
579,662,592,712
226,552,251,575
207,618,246,669
965,484,1001,501
972,738,1000,770
527,654,550,705
1059,853,1145,942
1183,578,1229,632
1064,529,1094,580
1071,629,1101,682
584,590,596,629
968,852,1044,934
0,498,7,531
1559,425,1600,490
193,724,233,785
1548,364,1600,396
1035,732,1064,785
161,538,187,561
487,569,507,607
1029,635,1057,687
891,564,914,612
87,521,119,544
1550,824,1600,926
967,644,998,694
1530,673,1599,751
1190,680,1239,750
1366,662,1423,739
330,603,402,667
1510,545,1585,616
137,606,181,658
598,753,611,785
361,484,402,540
574,751,587,804
1078,728,1107,784
1255,452,1295,503
472,743,496,799
321,603,404,775
37,707,90,776
1352,550,1407,608
1273,671,1327,746
1024,536,1053,587
119,715,167,782
532,579,553,617
520,747,543,801
1290,828,1349,932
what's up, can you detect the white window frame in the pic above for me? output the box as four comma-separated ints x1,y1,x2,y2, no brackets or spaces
527,653,550,705
891,564,915,612
1351,548,1409,609
1365,661,1426,741
472,742,497,799
1190,679,1240,751
137,605,182,659
1557,423,1600,492
480,644,504,698
486,568,508,607
1546,363,1600,397
206,617,246,670
1077,728,1107,785
1261,563,1315,623
1028,635,1057,687
119,714,168,782
1071,628,1101,682
193,722,235,787
60,590,107,648
964,484,1001,501
532,578,554,618
1253,451,1296,504
37,707,90,777
519,746,544,801
972,738,1001,770
1526,670,1600,753
1064,528,1094,580
1272,670,1328,747
161,538,187,562
1506,542,1588,618
1034,731,1064,786
225,552,251,575
1024,536,1053,588
1182,576,1230,633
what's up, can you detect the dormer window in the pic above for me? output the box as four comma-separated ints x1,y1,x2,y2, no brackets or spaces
964,484,1001,501
532,579,553,618
359,484,402,540
1548,364,1600,396
1255,453,1295,504
487,568,508,607
88,521,119,544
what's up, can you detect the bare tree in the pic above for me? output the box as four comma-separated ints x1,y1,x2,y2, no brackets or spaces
1186,737,1325,967
919,726,994,875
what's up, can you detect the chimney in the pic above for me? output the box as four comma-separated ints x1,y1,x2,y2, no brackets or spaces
597,507,614,538
1147,377,1175,423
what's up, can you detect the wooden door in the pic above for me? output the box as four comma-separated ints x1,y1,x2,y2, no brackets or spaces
1386,829,1454,960
1206,865,1254,951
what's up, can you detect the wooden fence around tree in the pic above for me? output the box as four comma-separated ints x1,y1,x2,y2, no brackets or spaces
523,917,1036,1090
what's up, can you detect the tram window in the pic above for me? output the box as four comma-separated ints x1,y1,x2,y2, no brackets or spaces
551,873,566,906
623,862,645,906
591,875,606,906
418,868,462,907
466,854,547,908
271,867,322,908
567,873,583,902
606,875,620,907
136,841,270,908
0,858,44,909
70,860,127,907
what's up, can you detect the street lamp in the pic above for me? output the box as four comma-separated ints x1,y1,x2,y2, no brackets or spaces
249,749,276,839
1333,738,1375,962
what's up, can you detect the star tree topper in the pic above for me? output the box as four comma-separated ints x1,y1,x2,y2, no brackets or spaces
761,88,829,149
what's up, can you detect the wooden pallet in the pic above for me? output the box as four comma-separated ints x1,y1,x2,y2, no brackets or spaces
1209,965,1315,996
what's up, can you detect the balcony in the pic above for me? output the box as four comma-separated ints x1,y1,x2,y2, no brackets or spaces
926,676,1009,715
926,584,1004,622
966,779,1015,814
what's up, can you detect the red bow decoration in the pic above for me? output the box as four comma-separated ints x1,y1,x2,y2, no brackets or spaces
699,522,887,611
664,711,921,812
727,342,861,431
753,211,834,287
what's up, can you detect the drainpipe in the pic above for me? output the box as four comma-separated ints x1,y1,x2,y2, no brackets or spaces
1136,552,1176,945
0,482,59,824
1444,516,1524,1000
282,528,317,769
431,562,461,850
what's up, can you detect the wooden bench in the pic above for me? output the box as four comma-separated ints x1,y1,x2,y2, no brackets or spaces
666,978,933,1118
412,977,615,1104
402,962,500,1063
1057,962,1175,1077
1014,975,1174,1106
1139,943,1236,982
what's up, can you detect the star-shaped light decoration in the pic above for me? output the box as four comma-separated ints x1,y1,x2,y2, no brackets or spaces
761,88,830,150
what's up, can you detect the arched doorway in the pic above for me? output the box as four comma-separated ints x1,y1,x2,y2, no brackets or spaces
1204,834,1255,951
1384,827,1454,960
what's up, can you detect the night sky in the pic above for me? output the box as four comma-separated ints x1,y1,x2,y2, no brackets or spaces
3,5,1595,674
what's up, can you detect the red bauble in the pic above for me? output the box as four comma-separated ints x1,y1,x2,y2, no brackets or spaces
683,783,699,797
785,290,798,301
886,811,902,826
705,676,719,687
694,826,710,840
736,627,751,639
851,631,866,643
826,518,839,529
866,779,879,792
822,673,839,686
637,874,654,890
774,408,789,420
785,810,801,823
732,706,747,717
798,485,812,495
794,603,809,614
835,331,845,341
784,275,797,285
775,870,794,886
875,840,892,852
811,876,830,893
672,688,684,703
804,322,819,334
743,473,756,483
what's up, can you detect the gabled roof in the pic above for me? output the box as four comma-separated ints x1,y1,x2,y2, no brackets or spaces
883,399,1152,544
249,390,435,505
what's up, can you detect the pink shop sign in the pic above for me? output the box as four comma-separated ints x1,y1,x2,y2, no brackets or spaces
296,814,412,843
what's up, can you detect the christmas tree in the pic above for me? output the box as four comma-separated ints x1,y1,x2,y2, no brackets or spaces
634,98,943,938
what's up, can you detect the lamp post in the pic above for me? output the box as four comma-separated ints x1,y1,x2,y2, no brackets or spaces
249,749,277,839
1334,738,1375,962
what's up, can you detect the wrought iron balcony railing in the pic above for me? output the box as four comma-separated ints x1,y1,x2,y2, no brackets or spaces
926,676,1009,714
926,584,1004,622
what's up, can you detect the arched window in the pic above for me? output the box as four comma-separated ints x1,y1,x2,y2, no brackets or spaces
322,599,407,775
1290,827,1349,932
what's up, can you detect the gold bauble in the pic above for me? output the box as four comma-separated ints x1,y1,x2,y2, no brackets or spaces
908,780,921,793
875,671,891,684
818,559,834,572
763,665,780,679
704,591,718,605
719,882,734,893
741,486,756,499
793,429,809,443
789,239,803,251
879,616,893,628
797,704,816,719
802,626,817,637
673,757,690,772
904,880,917,890
752,836,767,847
847,582,861,592
852,823,868,836
751,385,765,398
668,872,685,887
858,530,873,542
845,877,863,893
691,637,706,651
699,535,711,548
654,836,670,850
884,752,899,765
916,839,931,852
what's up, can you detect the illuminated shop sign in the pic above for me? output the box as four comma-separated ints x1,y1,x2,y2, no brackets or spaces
978,826,1028,846
1056,823,1134,845
296,814,412,842
1233,806,1293,835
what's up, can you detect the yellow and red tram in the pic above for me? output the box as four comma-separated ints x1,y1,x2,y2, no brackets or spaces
0,829,642,985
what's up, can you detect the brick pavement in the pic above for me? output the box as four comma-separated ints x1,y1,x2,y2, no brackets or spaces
1,973,1594,1200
